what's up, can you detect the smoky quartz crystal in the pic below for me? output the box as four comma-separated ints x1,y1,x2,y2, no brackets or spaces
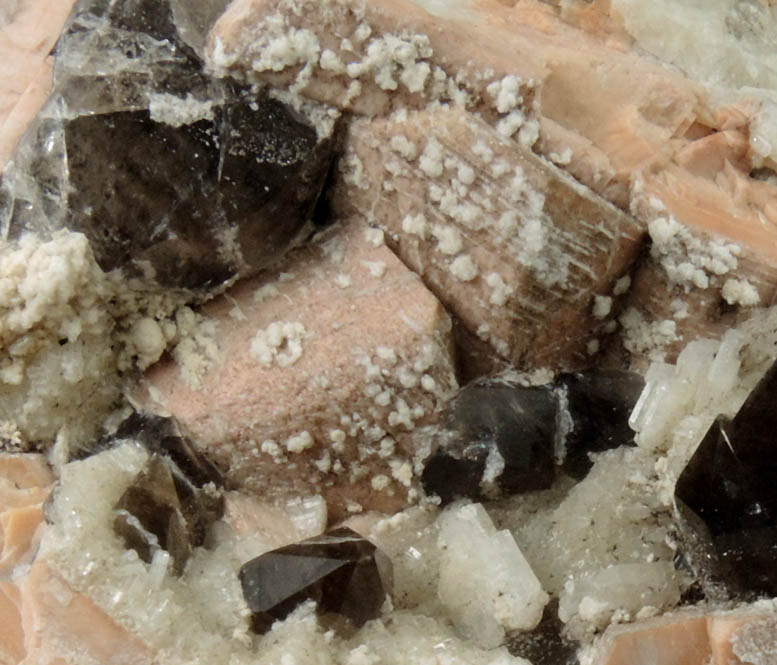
675,360,777,598
1,0,337,292
113,451,223,575
239,527,392,634
422,370,643,503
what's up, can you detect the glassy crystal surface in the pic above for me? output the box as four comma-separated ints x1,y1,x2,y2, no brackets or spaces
556,370,644,479
2,0,336,291
422,370,642,502
675,360,777,598
111,411,223,488
239,527,392,634
113,452,223,575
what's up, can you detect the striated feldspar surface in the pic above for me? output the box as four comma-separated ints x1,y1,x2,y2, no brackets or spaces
1,0,337,292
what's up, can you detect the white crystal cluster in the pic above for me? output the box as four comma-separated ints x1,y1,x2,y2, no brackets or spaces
437,503,548,647
0,231,119,444
629,305,777,505
40,445,534,664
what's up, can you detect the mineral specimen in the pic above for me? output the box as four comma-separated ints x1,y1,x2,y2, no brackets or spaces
113,452,223,575
674,359,777,598
1,0,337,291
437,502,548,648
238,527,392,634
422,370,643,502
422,379,557,502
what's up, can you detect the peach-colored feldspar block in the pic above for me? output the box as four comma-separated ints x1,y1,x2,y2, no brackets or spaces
597,614,712,665
708,612,777,665
207,0,777,366
0,0,77,169
19,562,154,665
142,218,457,520
0,581,24,665
334,105,644,372
0,454,52,577
0,454,52,664
596,609,777,665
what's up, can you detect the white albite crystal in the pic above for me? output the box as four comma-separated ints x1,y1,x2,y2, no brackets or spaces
437,502,548,648
491,447,675,638
559,562,681,633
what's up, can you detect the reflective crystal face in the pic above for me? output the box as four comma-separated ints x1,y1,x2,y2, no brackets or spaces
239,527,392,634
113,451,223,575
421,370,643,503
675,360,777,597
1,0,336,292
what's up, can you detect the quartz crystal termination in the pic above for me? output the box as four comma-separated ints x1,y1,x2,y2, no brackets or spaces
239,527,392,634
113,451,223,575
675,358,777,598
108,411,224,488
422,370,644,503
1,0,336,292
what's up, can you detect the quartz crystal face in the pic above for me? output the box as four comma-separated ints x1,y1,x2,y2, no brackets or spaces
556,370,645,480
1,0,336,291
422,370,643,502
675,360,777,598
239,527,392,634
113,452,223,575
110,412,223,488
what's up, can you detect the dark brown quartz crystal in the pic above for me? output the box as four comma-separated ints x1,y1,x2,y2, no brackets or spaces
113,452,223,575
555,370,644,479
112,411,223,488
239,527,392,634
422,370,643,503
1,0,337,292
674,359,777,598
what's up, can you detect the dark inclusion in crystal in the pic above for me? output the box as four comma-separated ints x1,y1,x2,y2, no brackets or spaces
674,360,777,598
507,600,579,665
421,370,643,503
1,0,337,291
239,527,392,634
108,412,224,575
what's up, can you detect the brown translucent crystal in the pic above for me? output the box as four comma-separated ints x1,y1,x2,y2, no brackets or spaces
113,453,223,575
239,527,392,634
675,359,777,598
1,0,336,292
